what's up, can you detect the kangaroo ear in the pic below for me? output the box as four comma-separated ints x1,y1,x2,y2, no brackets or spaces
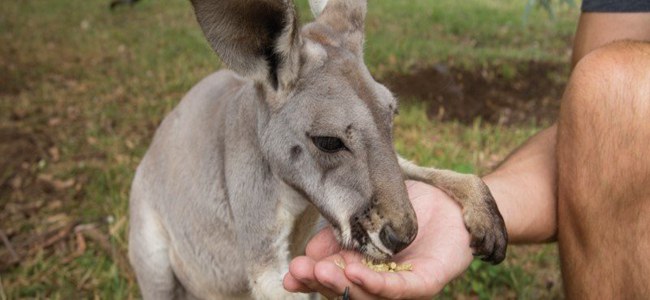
311,0,366,55
190,0,301,90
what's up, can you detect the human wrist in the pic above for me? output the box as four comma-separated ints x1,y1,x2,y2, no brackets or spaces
482,170,521,243
482,168,557,244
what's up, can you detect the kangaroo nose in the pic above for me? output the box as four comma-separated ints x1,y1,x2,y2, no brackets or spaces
379,224,411,254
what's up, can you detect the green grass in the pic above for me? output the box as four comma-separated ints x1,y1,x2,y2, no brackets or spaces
302,0,576,75
0,0,576,298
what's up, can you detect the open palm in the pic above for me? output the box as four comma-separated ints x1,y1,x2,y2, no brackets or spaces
284,181,475,299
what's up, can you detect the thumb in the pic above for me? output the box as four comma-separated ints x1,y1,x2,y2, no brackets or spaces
305,227,341,260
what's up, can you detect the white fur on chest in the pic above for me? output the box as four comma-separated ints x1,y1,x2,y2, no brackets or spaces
274,180,310,264
250,181,312,300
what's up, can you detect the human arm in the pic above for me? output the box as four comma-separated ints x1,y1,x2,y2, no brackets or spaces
486,11,650,243
483,124,558,243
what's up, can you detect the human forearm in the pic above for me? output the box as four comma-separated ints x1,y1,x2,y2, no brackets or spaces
483,124,558,244
487,13,650,245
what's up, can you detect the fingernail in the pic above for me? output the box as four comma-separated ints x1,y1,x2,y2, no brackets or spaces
321,279,335,290
349,276,363,286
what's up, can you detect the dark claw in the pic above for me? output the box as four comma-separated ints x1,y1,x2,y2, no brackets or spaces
469,232,485,249
342,286,350,300
469,182,508,264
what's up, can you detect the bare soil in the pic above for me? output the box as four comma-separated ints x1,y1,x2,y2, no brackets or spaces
0,123,84,270
383,61,568,125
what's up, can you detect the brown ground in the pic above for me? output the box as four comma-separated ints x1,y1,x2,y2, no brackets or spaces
0,59,95,271
383,61,567,125
0,114,90,272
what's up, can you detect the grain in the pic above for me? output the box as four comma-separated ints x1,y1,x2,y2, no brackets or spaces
362,258,413,272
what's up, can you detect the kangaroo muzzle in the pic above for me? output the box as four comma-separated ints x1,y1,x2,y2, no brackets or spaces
349,191,418,260
380,223,414,254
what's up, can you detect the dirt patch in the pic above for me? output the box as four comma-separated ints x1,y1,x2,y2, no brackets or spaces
0,121,93,271
383,61,568,125
0,44,42,96
0,66,26,95
0,127,53,200
0,126,53,268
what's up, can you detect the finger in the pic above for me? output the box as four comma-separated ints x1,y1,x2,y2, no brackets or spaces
283,272,312,293
313,259,381,300
289,256,339,299
305,227,341,260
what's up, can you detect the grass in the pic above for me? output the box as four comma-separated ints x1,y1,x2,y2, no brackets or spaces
0,0,577,298
296,0,577,75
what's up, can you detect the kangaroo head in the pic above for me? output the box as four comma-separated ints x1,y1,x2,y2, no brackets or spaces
190,0,417,260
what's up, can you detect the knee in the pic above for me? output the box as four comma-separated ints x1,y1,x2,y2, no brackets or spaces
557,41,650,194
574,40,650,82
561,40,650,121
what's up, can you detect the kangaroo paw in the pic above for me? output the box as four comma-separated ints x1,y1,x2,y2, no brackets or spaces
462,179,508,264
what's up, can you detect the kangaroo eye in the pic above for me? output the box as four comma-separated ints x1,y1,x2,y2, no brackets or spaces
312,136,346,153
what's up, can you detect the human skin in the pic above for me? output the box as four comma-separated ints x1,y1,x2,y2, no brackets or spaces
284,12,650,299
555,40,650,298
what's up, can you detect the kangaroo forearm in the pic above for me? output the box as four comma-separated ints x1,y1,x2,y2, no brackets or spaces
483,124,558,244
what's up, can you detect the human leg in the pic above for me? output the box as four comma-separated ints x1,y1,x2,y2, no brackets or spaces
557,40,650,298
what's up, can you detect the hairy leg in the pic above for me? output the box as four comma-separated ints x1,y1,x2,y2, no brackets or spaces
557,40,650,298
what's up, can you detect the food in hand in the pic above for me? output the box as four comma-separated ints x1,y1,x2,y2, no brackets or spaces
334,259,413,272
362,259,413,272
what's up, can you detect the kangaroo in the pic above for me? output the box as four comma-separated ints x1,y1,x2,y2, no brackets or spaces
128,0,507,299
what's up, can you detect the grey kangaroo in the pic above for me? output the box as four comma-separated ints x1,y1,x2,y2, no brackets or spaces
128,0,507,299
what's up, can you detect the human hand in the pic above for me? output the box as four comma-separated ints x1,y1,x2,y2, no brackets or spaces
283,180,474,299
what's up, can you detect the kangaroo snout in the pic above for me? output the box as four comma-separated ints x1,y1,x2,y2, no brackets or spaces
351,188,418,260
377,199,418,255
380,223,414,254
